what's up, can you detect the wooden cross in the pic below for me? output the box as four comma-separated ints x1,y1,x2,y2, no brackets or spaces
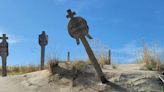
66,9,108,84
0,34,8,41
0,34,8,77
39,31,48,70
66,9,76,19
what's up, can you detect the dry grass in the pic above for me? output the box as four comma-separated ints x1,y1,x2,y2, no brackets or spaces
48,59,59,75
0,65,39,75
112,64,118,69
143,44,152,65
137,43,163,71
97,50,111,65
85,60,92,65
47,59,86,75
72,61,86,71
86,57,109,66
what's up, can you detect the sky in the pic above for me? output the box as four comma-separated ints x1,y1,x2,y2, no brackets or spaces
0,0,164,65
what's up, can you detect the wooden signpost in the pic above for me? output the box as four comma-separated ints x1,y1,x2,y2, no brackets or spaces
108,49,111,65
67,51,70,62
0,34,9,77
39,31,48,70
66,9,108,83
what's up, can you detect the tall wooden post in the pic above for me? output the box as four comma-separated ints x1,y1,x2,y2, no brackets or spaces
66,9,108,83
41,46,45,70
2,56,7,76
67,51,70,62
39,31,48,70
0,34,9,77
108,49,111,65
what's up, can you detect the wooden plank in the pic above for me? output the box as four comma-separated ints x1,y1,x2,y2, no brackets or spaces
159,75,164,83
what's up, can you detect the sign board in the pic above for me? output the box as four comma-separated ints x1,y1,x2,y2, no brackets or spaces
66,9,108,83
0,44,8,56
39,31,48,46
67,9,92,45
0,34,8,56
0,34,8,77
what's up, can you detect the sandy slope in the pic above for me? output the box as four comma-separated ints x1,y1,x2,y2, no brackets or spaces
0,70,51,92
0,64,163,92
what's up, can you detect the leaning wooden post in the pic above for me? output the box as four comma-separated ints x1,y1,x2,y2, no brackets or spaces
39,31,48,70
66,9,108,83
0,34,9,77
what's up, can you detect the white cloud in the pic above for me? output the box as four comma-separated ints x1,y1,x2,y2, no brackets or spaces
112,41,142,56
0,28,23,44
111,40,164,64
111,42,142,63
7,34,23,44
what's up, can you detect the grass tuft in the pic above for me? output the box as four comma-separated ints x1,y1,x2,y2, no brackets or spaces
48,59,59,75
0,65,39,75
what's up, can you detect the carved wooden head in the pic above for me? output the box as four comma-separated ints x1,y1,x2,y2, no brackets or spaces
0,34,8,56
39,31,48,46
67,9,92,45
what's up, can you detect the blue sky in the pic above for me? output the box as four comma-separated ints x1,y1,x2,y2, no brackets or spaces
0,0,164,65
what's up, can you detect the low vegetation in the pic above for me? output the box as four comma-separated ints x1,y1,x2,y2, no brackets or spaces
112,64,118,69
0,65,39,75
48,59,59,74
137,43,163,71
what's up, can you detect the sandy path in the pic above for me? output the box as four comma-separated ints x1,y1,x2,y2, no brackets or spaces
0,75,33,92
0,70,54,92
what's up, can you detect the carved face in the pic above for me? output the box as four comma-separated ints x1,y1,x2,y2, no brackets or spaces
68,17,89,39
0,42,8,56
39,34,48,46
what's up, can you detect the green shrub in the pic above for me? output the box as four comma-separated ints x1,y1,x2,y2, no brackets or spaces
112,64,117,69
145,64,153,70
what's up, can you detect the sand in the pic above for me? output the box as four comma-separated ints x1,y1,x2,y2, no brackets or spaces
0,64,163,92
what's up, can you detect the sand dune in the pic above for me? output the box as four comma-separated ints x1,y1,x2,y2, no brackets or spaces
0,64,162,92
